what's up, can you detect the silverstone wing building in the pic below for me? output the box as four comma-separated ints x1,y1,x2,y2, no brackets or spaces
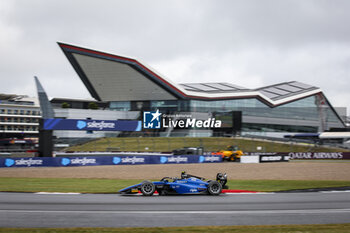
58,42,345,137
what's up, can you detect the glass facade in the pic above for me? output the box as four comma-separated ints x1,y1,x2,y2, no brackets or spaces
189,96,339,123
109,94,344,133
109,101,131,111
150,100,186,113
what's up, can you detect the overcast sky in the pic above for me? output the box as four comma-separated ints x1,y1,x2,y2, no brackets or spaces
0,0,349,114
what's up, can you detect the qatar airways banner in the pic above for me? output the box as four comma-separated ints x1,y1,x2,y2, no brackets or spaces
0,154,222,168
247,152,350,160
288,152,350,160
43,118,142,131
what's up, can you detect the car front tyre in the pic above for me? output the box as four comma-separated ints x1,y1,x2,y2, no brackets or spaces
207,181,222,195
140,181,156,196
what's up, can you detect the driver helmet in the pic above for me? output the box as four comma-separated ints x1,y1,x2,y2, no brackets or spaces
181,171,188,179
217,173,226,180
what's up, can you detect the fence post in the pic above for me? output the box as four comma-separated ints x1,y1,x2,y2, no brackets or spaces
106,137,110,152
168,138,171,152
137,138,140,152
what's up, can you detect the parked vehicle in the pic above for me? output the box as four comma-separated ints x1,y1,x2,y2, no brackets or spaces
212,145,244,161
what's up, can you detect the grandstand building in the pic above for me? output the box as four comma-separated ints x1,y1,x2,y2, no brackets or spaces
56,42,345,137
57,42,345,137
0,94,41,139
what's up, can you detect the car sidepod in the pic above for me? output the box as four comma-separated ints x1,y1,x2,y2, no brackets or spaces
166,178,208,195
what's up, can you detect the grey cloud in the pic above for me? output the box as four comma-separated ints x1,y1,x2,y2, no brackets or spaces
0,0,349,113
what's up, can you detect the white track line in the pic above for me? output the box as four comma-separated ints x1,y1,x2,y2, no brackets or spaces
320,190,350,193
35,192,81,195
1,209,350,215
224,192,275,195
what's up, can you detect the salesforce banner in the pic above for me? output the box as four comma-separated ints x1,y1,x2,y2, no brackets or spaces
0,155,222,168
43,118,142,131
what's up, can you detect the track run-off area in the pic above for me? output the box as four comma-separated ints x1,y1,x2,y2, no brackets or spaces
0,191,349,228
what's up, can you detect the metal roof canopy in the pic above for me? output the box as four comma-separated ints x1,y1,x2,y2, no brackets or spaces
58,42,324,107
58,42,185,102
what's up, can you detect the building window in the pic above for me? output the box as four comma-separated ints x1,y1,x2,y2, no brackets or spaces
150,100,179,111
109,101,131,111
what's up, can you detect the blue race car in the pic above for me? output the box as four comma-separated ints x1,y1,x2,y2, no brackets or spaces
119,171,228,196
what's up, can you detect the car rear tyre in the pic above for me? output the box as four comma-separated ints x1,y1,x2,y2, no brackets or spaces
140,181,155,196
207,181,222,195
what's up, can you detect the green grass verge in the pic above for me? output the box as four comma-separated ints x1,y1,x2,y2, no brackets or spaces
0,177,141,193
0,177,349,193
1,224,350,233
66,137,349,153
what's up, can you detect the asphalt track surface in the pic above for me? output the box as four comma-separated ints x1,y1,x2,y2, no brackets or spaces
0,192,350,228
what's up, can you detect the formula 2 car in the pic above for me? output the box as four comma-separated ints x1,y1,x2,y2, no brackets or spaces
119,171,228,196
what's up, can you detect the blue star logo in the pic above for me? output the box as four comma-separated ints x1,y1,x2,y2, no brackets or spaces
143,110,162,129
150,109,161,122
